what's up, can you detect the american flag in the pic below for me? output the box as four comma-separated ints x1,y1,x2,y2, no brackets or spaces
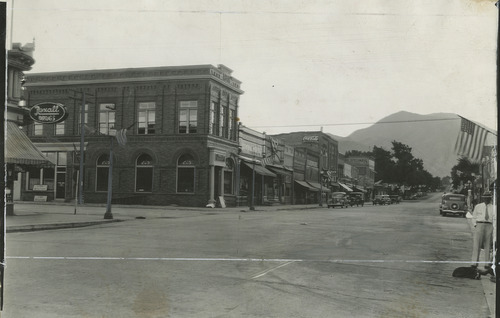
454,117,489,162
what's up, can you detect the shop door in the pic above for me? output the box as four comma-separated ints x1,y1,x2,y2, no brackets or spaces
56,169,66,199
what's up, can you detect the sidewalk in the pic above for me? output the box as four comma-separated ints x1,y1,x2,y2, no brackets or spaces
6,201,496,317
466,218,497,317
6,201,321,233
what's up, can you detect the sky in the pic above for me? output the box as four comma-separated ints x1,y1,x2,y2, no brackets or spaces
6,0,498,137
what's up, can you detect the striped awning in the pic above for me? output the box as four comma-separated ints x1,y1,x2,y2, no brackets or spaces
5,121,53,165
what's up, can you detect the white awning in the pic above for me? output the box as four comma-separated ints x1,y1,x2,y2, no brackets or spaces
338,182,353,192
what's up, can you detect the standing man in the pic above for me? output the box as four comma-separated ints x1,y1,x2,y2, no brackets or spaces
471,191,495,275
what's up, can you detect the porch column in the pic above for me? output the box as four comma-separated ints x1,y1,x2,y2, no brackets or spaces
207,164,216,206
220,166,225,198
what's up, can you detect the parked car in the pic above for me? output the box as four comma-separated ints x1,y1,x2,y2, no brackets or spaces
389,195,401,204
373,194,391,205
348,192,364,207
440,193,467,217
328,192,349,208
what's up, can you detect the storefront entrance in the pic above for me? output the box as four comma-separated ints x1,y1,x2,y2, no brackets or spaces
56,169,66,199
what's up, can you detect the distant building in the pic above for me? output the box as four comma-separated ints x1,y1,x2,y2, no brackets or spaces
345,156,375,199
23,64,243,207
271,131,338,204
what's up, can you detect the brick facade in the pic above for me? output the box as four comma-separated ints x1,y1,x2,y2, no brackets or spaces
22,65,243,207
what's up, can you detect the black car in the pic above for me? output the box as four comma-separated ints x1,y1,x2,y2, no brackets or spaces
328,192,349,208
373,195,391,205
389,195,401,204
440,193,467,217
348,192,364,207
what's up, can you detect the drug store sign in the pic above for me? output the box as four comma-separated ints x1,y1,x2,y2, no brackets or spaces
29,102,68,124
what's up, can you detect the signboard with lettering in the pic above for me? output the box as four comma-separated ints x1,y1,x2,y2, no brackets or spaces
302,135,319,143
209,149,226,167
29,102,68,124
34,195,48,202
33,184,48,191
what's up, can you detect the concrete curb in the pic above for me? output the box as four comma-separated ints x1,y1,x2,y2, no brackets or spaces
6,219,124,233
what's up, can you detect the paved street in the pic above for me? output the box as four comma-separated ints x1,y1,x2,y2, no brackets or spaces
3,194,495,317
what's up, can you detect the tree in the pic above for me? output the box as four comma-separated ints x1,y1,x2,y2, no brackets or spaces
391,141,425,186
450,157,480,192
371,146,396,183
345,140,440,191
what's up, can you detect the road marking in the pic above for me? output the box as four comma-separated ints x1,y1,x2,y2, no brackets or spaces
5,256,483,265
251,261,295,279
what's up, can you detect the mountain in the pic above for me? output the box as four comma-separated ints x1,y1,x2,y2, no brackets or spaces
328,111,464,178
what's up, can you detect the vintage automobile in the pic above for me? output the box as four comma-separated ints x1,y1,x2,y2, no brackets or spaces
373,194,391,205
348,192,365,207
328,192,349,208
389,195,401,204
440,193,467,217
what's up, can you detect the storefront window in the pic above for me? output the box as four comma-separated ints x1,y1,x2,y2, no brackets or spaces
224,158,234,194
136,153,153,192
96,154,110,192
27,166,41,190
177,154,195,193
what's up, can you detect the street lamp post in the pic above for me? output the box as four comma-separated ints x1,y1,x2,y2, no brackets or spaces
319,170,323,207
104,137,114,219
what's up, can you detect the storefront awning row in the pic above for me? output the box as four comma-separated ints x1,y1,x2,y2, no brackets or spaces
307,181,331,192
295,180,318,192
242,162,277,177
5,121,54,165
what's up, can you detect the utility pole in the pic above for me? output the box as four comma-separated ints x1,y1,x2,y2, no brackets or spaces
69,90,94,206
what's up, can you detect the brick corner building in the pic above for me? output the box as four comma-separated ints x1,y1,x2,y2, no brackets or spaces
23,64,243,207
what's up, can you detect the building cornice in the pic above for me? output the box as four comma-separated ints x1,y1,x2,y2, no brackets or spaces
25,65,244,94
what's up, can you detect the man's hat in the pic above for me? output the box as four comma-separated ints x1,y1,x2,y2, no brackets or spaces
483,191,493,198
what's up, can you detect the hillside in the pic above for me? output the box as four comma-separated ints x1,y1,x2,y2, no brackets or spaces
329,111,463,178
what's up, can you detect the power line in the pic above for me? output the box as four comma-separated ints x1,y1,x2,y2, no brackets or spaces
249,117,460,129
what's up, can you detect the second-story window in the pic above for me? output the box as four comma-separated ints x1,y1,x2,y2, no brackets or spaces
179,101,198,134
209,101,216,135
219,106,227,138
228,109,235,140
99,103,116,136
55,122,65,135
138,102,155,135
34,123,43,136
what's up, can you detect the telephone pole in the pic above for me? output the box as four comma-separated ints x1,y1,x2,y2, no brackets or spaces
69,90,94,206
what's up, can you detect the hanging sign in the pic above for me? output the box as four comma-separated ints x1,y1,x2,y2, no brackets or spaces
29,102,68,124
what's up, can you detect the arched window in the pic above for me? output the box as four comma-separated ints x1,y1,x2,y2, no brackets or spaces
177,154,195,193
96,154,110,192
224,158,234,194
136,154,153,192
